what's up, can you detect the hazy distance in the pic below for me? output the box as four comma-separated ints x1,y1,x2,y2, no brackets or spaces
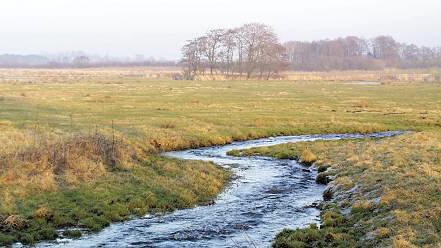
1,0,441,59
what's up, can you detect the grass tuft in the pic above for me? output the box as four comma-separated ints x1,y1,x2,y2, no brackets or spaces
300,149,317,165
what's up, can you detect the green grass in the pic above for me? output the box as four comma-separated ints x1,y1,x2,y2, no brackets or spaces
0,156,229,245
0,69,441,245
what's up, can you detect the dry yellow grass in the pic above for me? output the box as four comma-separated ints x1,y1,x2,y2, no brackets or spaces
300,149,317,164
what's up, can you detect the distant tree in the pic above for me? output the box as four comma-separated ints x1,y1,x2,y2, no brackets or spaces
372,36,400,66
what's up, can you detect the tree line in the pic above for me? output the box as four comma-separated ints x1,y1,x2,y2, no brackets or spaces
285,36,441,71
181,23,441,78
0,54,177,68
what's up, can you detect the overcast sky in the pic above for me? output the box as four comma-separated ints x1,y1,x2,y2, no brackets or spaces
1,0,441,59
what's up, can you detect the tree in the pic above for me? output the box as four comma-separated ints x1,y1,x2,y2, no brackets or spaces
234,27,246,78
258,42,287,79
240,23,280,79
181,39,202,79
200,29,225,76
372,36,400,66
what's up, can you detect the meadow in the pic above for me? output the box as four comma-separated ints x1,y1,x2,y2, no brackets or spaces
0,68,441,245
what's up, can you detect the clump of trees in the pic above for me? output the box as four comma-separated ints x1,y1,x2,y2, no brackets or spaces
181,23,287,80
284,35,441,71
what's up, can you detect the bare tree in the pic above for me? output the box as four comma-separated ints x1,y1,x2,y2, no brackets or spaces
241,23,280,79
258,42,287,79
220,29,237,77
234,27,246,78
181,39,202,79
199,29,225,76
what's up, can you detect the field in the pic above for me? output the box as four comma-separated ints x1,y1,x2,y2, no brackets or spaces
0,68,441,245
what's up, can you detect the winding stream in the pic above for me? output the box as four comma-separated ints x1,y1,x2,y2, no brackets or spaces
36,131,403,248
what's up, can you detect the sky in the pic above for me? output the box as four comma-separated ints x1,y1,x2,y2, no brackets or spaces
1,0,441,59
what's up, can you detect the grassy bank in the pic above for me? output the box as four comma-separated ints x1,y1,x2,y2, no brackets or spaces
0,69,440,245
0,134,229,245
229,131,441,247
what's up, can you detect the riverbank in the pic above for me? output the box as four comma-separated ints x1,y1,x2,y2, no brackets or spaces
0,139,230,245
229,131,441,247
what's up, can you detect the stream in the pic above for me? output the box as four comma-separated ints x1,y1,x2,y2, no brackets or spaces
36,131,403,248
